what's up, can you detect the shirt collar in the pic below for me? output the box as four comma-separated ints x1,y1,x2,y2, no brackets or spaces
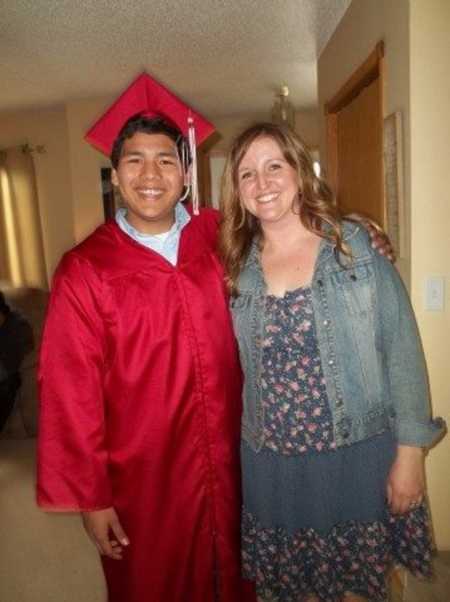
115,202,191,241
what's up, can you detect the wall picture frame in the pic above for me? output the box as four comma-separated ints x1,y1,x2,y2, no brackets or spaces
383,111,406,258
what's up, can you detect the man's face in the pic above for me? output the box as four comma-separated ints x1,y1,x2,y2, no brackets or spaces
111,132,185,235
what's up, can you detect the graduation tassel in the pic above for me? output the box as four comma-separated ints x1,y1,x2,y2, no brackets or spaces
178,137,191,202
187,116,199,215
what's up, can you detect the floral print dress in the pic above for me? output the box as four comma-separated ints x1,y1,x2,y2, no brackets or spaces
241,286,433,602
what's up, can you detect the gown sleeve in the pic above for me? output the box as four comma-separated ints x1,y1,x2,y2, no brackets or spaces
37,252,113,511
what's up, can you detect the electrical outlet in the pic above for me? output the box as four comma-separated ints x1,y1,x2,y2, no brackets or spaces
425,276,445,311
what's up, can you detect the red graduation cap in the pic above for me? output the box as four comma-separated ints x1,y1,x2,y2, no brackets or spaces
85,72,215,156
85,72,215,214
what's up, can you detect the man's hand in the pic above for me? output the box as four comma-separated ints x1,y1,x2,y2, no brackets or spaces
386,445,426,515
346,213,396,262
81,507,129,560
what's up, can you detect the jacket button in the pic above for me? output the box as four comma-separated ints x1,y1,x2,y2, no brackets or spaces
328,359,334,366
317,279,323,287
323,320,329,326
350,274,357,281
336,399,343,408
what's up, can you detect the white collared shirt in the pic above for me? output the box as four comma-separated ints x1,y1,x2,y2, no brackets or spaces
115,202,191,266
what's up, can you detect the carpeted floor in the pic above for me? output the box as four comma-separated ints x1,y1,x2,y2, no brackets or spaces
0,438,106,602
0,438,449,602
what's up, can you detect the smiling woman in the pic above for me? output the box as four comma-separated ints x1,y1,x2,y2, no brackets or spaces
219,121,444,602
237,136,302,230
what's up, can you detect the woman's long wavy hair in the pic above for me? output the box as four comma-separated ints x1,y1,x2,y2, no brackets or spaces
218,122,349,295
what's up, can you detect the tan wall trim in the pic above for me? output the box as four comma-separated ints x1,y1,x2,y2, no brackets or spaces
325,41,385,115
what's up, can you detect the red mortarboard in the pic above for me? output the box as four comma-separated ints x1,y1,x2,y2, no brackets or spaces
85,72,215,156
85,72,215,214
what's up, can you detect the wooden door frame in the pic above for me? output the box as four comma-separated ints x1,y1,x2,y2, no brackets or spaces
324,41,385,216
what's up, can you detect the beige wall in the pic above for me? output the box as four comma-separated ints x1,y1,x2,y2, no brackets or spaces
318,0,450,549
409,0,450,551
65,97,114,243
295,109,320,151
0,107,74,282
212,113,268,153
213,109,320,153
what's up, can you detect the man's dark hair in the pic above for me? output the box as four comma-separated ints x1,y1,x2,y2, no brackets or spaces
110,114,189,169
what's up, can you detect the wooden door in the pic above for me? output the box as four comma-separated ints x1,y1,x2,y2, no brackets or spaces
326,43,385,226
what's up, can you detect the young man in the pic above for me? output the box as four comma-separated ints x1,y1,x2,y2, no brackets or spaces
37,74,250,602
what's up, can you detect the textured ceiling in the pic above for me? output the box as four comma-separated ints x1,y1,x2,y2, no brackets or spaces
0,0,351,117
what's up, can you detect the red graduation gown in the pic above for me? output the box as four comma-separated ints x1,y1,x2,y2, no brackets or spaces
37,209,250,602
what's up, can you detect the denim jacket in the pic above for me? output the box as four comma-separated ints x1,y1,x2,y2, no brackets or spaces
230,221,446,452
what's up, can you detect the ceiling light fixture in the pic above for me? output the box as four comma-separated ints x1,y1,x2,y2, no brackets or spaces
271,84,295,130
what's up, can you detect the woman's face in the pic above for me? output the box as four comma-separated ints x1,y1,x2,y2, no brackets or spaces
237,136,301,228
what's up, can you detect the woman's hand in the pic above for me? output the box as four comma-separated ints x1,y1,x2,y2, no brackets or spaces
386,445,426,514
81,507,129,559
